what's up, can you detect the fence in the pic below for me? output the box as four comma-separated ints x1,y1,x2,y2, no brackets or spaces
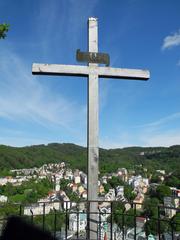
0,200,179,240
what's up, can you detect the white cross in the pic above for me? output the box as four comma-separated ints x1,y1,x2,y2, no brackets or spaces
32,17,150,239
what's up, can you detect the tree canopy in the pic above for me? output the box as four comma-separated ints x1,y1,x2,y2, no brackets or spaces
0,143,180,174
0,23,9,39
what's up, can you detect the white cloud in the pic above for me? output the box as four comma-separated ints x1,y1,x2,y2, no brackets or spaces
0,136,51,147
162,29,180,50
140,130,180,147
36,0,99,57
100,139,134,149
131,113,180,147
100,128,180,149
100,112,180,149
99,80,111,111
177,60,180,66
0,0,100,147
100,132,138,149
0,48,86,131
135,112,180,129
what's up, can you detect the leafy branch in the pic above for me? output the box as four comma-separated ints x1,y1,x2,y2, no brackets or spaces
0,23,10,39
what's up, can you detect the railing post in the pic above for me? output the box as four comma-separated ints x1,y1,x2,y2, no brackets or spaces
157,205,161,240
30,209,33,224
122,209,125,240
42,203,45,231
86,201,90,240
53,208,57,239
171,218,174,240
111,202,113,240
134,203,136,240
65,202,68,240
77,205,79,239
98,207,101,240
19,204,22,216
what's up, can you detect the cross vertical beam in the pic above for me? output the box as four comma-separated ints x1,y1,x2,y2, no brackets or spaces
32,16,150,240
87,17,99,240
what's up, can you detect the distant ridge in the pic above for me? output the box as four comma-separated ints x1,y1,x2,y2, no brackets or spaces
0,143,180,174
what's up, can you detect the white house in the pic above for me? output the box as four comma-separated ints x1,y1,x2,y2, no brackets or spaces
142,178,149,186
0,178,8,185
0,195,8,203
24,202,61,216
115,186,124,197
64,169,73,180
164,197,179,218
55,183,60,191
74,175,81,184
81,191,87,199
69,213,87,232
58,191,71,210
101,176,107,184
80,172,87,185
99,206,111,221
60,162,66,168
156,170,165,175
105,189,115,201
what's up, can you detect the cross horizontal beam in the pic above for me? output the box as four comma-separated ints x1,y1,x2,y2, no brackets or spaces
32,63,150,80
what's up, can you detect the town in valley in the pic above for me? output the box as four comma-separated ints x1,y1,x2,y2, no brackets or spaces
0,152,179,240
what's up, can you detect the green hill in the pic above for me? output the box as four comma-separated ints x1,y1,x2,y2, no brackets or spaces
0,143,180,174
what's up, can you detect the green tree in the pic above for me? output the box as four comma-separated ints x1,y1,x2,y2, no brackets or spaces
145,218,158,235
143,197,170,235
0,23,9,39
4,183,17,197
156,185,171,202
103,176,126,194
173,212,180,232
1,178,53,204
143,197,159,217
112,201,125,226
60,179,70,191
33,210,65,232
0,203,19,217
25,190,38,203
103,182,111,193
108,176,124,188
124,185,136,201
45,210,65,232
165,176,180,188
150,174,160,184
145,218,169,236
124,208,136,228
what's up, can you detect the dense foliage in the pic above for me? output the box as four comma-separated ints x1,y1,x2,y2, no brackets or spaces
104,176,136,201
0,143,180,174
0,178,53,204
0,143,179,236
0,23,9,39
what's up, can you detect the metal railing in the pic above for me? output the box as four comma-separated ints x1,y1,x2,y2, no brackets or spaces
0,200,179,240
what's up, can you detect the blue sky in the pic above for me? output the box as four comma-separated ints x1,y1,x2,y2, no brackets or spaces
0,0,180,148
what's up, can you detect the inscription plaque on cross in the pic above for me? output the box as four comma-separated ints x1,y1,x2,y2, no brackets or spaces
32,17,150,239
